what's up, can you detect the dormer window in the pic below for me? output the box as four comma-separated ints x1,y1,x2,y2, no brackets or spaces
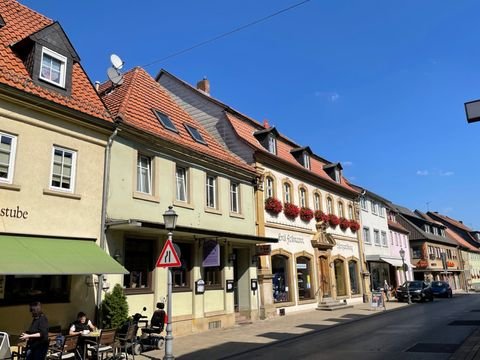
323,163,343,183
334,168,340,182
267,134,276,154
40,47,67,88
303,152,310,170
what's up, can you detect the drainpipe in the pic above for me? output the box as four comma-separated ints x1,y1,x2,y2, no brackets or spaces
96,123,120,324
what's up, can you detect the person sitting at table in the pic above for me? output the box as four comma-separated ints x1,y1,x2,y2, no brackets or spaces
19,301,49,360
69,312,96,335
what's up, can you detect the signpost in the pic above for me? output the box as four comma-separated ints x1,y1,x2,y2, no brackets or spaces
156,239,181,268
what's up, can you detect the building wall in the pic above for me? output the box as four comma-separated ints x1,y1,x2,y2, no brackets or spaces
359,197,390,257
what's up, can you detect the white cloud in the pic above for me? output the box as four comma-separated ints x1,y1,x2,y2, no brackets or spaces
416,170,429,176
314,91,340,102
440,171,454,177
443,207,453,213
329,92,340,102
342,161,353,167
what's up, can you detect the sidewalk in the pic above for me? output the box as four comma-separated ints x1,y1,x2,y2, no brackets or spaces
137,300,408,359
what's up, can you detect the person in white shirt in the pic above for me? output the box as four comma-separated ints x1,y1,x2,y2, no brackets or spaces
69,312,96,335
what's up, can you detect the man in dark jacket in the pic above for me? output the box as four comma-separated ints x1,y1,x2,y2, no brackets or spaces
20,302,49,360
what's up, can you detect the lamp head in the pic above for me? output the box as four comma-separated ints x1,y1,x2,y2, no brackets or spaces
399,248,405,259
163,205,178,231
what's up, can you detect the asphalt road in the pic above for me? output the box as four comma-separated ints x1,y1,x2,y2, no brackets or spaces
226,295,480,360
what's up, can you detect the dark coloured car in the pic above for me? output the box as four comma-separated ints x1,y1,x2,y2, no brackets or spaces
430,281,453,298
395,281,434,302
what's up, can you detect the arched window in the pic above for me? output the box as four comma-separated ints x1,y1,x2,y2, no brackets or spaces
265,176,274,199
334,259,347,296
272,254,290,303
296,256,313,300
314,192,321,211
348,260,360,295
283,182,292,203
348,205,354,220
326,197,333,214
299,187,307,208
338,201,344,218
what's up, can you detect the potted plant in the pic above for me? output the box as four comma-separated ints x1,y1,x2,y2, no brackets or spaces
349,220,360,232
284,202,300,219
339,217,350,231
300,207,314,222
314,210,329,223
265,197,282,215
328,214,340,228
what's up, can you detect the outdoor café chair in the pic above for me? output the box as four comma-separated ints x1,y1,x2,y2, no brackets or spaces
46,334,80,360
116,324,138,360
0,332,14,360
85,329,117,360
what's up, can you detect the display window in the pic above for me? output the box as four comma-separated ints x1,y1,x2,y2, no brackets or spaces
334,259,347,296
348,260,360,295
296,256,313,300
272,254,290,303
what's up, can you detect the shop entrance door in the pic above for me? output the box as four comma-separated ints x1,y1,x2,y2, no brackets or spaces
233,248,250,313
319,256,331,297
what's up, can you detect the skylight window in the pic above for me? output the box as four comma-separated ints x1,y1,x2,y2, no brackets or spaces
184,124,207,145
153,109,178,132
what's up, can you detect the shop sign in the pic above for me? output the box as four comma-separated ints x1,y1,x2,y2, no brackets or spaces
371,291,384,309
202,240,220,267
0,205,29,219
256,245,271,256
0,275,5,299
336,242,354,251
296,263,307,269
278,233,304,244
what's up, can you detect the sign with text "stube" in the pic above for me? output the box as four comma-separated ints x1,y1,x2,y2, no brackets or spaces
156,239,181,268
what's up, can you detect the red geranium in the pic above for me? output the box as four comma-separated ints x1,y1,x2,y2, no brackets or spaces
314,210,329,223
284,202,300,219
349,220,360,232
328,214,340,228
265,197,282,215
339,217,350,231
300,207,314,222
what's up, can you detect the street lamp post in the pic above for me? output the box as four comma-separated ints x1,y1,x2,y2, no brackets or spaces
163,206,178,360
399,248,411,304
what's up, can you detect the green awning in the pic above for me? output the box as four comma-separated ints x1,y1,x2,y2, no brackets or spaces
0,235,128,275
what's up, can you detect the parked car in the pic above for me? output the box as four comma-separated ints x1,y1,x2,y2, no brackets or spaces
396,281,434,302
430,281,453,298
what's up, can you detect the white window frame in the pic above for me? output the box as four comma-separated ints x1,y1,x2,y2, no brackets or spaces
390,231,394,245
284,183,291,203
230,181,240,213
338,202,344,218
373,229,380,246
303,152,310,169
381,231,387,247
363,227,371,244
299,188,307,207
136,154,152,194
314,193,321,211
348,205,354,220
175,165,188,202
327,197,333,214
360,197,367,211
267,134,276,154
0,132,17,184
371,201,378,215
40,47,67,88
206,175,217,209
379,206,385,217
266,177,274,199
49,146,77,193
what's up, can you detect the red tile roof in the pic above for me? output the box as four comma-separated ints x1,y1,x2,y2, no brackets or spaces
225,112,358,194
100,67,256,173
429,212,473,232
444,228,479,252
0,0,110,121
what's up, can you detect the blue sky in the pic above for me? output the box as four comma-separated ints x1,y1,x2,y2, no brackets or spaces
22,0,480,229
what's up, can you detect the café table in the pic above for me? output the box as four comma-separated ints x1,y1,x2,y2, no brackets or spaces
80,330,101,360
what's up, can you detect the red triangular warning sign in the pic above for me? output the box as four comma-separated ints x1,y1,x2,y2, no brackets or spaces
156,239,181,268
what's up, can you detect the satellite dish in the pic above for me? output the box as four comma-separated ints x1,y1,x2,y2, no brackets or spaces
107,67,124,86
110,54,124,70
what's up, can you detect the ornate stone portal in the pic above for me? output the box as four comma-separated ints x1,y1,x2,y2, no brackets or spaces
311,221,336,250
311,221,336,302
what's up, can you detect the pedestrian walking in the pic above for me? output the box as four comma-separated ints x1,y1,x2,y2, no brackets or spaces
19,301,49,360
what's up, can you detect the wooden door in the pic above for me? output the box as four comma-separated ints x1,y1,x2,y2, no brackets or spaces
319,256,331,297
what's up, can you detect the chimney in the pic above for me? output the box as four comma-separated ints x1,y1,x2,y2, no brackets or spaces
196,77,210,95
459,220,463,224
263,119,270,128
95,81,100,92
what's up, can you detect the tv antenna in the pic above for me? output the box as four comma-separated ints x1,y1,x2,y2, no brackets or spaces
106,53,124,86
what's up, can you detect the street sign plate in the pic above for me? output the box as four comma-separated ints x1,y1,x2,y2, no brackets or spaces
156,239,181,268
465,99,480,123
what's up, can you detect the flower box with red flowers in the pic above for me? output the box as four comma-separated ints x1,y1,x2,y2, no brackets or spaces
349,220,360,232
283,202,300,219
328,214,340,227
314,210,329,223
300,207,314,222
265,197,282,215
339,217,350,231
447,261,455,268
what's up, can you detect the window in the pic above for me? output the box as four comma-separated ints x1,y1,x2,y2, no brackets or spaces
338,202,344,218
381,231,387,246
334,259,347,296
363,227,371,244
303,152,310,170
124,238,154,290
314,193,321,211
334,169,341,183
50,146,76,192
265,176,274,199
153,109,177,132
136,154,152,194
272,254,290,303
395,232,399,246
433,227,438,235
296,256,313,300
348,205,354,220
348,260,360,295
360,197,367,211
230,182,240,213
206,175,217,208
326,197,333,214
379,206,385,217
267,134,276,154
173,243,192,290
424,225,430,233
411,246,422,258
371,201,378,215
40,47,67,87
0,132,16,183
284,182,292,203
390,231,394,245
0,275,69,306
202,245,224,288
175,166,187,202
184,124,207,145
373,229,380,246
299,188,307,207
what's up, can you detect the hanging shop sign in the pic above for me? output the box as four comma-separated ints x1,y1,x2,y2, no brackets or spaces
256,244,271,256
203,240,220,267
